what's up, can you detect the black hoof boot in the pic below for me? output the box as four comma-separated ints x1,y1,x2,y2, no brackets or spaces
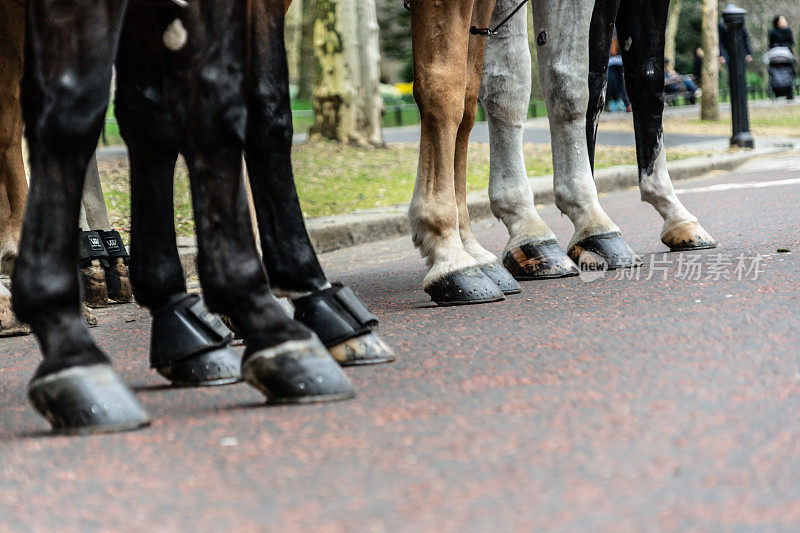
28,364,150,435
150,293,241,386
242,337,355,404
424,266,505,306
479,261,521,295
568,232,641,270
293,283,395,366
502,239,579,280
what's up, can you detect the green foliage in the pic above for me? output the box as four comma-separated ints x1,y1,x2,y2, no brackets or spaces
674,0,703,75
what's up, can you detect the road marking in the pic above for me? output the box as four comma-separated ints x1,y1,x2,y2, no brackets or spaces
676,176,800,194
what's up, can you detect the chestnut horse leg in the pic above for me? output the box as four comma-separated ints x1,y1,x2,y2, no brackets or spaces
243,0,394,366
615,0,716,251
0,0,30,336
479,0,577,280
533,0,640,271
410,0,505,305
453,0,522,295
14,0,149,434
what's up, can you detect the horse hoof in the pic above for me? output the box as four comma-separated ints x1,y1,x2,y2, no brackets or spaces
82,303,98,328
329,331,396,366
0,297,30,337
502,239,579,280
28,364,150,435
662,220,717,251
80,260,108,308
479,261,521,294
155,346,241,386
425,266,505,306
568,232,641,270
242,337,355,404
105,257,133,304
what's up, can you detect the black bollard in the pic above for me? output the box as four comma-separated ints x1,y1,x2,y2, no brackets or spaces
722,4,755,148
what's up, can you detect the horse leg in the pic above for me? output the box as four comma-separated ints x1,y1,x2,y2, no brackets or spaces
410,0,504,305
13,0,149,434
616,0,716,251
113,5,241,386
173,0,353,402
0,0,30,336
480,0,577,280
244,0,393,366
586,0,621,171
452,0,521,295
532,0,639,270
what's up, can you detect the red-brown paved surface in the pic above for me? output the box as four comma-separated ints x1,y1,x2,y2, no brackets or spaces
2,154,800,531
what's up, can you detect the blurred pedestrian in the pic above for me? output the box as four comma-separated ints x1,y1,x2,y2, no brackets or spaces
769,15,794,52
693,47,704,84
606,33,631,112
719,21,753,65
665,59,699,104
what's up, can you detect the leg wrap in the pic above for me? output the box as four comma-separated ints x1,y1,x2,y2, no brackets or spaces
292,284,378,348
78,230,109,308
98,230,132,303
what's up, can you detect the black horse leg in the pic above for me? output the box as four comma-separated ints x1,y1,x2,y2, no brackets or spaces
616,0,716,250
243,0,393,366
586,0,622,171
174,0,353,403
115,6,240,386
13,0,149,434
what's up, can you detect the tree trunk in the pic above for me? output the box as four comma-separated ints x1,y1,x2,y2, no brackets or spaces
664,0,682,66
356,0,385,146
284,0,303,88
700,0,719,121
297,0,316,100
309,0,384,145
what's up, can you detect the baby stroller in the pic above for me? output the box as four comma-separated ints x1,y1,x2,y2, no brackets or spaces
764,47,796,99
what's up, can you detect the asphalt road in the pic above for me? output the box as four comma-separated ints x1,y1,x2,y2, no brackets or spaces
97,120,724,160
2,154,800,531
378,121,725,148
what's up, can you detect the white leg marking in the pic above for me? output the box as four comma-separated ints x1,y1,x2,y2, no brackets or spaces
638,138,698,237
410,197,477,287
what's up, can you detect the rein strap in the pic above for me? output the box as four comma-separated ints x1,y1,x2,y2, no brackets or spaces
470,0,529,36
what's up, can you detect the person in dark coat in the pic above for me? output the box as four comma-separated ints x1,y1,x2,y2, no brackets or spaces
719,21,753,65
769,15,795,52
693,47,704,84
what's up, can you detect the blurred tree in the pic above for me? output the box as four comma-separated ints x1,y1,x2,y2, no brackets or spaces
310,0,384,145
376,0,412,82
285,1,303,89
665,0,683,65
701,0,720,119
297,0,316,100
